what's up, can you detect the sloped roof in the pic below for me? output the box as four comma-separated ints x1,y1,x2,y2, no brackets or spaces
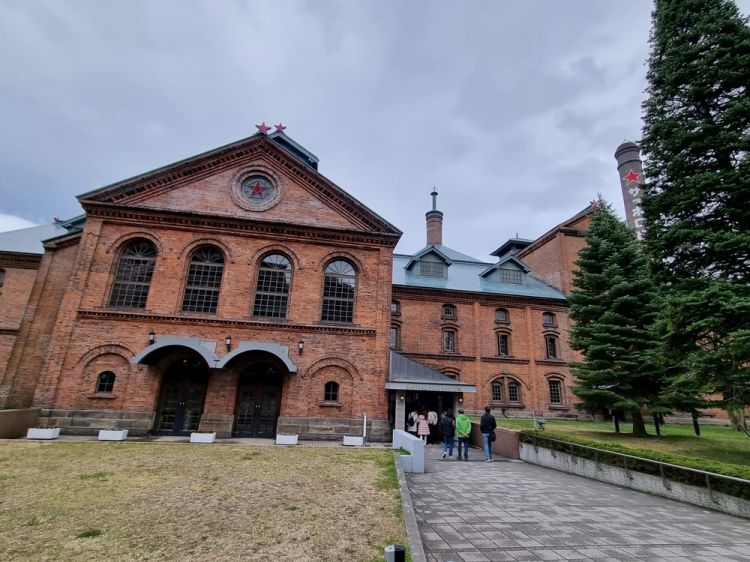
0,216,84,254
386,351,476,393
518,204,595,259
479,255,531,277
392,252,566,301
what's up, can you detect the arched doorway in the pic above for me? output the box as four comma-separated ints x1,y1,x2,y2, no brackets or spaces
233,360,284,437
153,356,209,435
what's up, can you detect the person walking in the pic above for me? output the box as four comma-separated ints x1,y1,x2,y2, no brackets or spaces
406,408,418,435
455,408,471,461
417,409,430,442
440,408,455,459
480,406,497,462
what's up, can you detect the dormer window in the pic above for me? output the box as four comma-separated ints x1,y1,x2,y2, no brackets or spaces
498,268,523,284
442,304,456,319
420,261,445,278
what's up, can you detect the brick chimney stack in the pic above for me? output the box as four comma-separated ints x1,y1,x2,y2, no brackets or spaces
615,141,646,240
426,188,443,246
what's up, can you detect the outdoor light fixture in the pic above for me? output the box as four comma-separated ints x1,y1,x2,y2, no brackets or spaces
399,393,405,401
225,335,232,351
148,330,155,344
298,340,304,354
458,396,464,404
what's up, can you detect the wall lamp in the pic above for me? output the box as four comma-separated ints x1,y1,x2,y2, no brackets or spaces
225,335,232,352
298,340,304,355
398,393,405,401
148,330,156,345
458,395,464,404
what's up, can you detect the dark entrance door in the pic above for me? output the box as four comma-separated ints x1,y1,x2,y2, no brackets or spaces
233,364,283,437
153,361,209,436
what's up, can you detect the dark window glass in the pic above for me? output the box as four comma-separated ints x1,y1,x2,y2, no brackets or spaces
182,246,224,313
508,382,520,403
491,381,503,402
0,268,5,288
549,380,562,404
419,261,445,278
546,336,558,358
443,330,456,352
442,304,456,318
324,381,339,402
322,260,356,323
543,312,556,326
253,254,292,318
390,326,400,349
497,334,509,356
109,240,157,308
498,268,523,284
391,300,400,315
495,308,509,322
96,371,116,393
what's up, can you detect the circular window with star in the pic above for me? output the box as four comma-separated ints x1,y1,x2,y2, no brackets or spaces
231,166,284,212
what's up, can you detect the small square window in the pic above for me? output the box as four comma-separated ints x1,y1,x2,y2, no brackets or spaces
420,261,445,278
442,304,456,318
495,308,509,323
498,269,523,284
543,312,556,326
391,301,400,315
324,381,339,402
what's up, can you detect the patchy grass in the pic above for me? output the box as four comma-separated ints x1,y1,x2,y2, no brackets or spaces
0,442,408,561
496,418,750,479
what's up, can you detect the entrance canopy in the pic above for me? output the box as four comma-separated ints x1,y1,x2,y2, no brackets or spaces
385,351,476,393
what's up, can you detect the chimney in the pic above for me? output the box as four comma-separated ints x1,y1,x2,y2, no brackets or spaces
614,141,646,240
426,188,443,246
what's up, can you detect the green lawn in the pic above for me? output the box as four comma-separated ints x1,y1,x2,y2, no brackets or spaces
494,418,750,480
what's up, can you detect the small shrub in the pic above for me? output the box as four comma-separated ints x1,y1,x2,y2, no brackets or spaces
75,529,102,539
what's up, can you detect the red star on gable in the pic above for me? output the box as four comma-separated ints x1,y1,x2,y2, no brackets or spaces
275,123,286,133
622,169,641,185
255,122,271,134
249,182,265,198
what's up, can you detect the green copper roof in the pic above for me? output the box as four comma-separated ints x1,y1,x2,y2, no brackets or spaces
393,245,567,301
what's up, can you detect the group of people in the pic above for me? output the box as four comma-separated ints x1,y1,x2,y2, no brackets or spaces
407,405,498,462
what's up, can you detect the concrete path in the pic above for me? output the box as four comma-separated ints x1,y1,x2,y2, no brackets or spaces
406,445,750,561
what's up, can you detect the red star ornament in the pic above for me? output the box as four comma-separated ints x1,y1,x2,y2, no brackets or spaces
622,169,641,185
275,123,286,133
249,182,265,198
255,122,271,134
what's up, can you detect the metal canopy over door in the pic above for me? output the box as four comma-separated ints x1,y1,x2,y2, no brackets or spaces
233,364,283,437
153,361,209,435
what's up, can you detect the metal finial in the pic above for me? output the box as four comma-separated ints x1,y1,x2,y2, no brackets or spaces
430,187,438,211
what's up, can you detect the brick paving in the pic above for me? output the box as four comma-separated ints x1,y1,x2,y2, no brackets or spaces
406,445,750,561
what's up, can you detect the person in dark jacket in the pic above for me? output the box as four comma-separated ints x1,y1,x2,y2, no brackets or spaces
440,408,455,458
480,406,497,462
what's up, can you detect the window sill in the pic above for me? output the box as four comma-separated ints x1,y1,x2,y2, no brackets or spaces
491,402,525,409
319,401,342,408
548,404,569,410
88,393,116,400
494,320,511,326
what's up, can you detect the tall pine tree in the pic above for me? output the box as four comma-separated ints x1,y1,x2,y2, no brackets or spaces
640,0,750,430
569,200,662,436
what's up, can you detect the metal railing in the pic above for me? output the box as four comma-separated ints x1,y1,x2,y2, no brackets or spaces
519,432,750,502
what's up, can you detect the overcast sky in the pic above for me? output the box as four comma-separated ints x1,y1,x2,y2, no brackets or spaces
1,1,748,260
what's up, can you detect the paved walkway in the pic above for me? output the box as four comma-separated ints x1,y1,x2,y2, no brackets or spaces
406,445,750,561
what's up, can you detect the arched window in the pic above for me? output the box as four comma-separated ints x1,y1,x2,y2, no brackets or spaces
491,381,503,402
549,379,563,405
109,239,157,308
489,375,523,406
324,381,339,402
182,246,224,313
442,304,456,319
543,312,556,326
508,381,521,403
253,253,292,318
495,308,509,323
322,260,356,323
96,371,116,393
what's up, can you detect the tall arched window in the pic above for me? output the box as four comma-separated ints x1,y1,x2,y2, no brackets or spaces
182,246,224,314
109,239,157,308
253,253,292,318
322,260,356,323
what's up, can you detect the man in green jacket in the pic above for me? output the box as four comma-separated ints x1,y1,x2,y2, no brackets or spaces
455,409,472,461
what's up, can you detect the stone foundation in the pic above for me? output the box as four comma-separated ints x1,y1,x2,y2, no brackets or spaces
277,416,391,442
40,409,155,436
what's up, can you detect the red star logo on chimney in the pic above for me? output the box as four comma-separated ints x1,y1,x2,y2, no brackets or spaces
255,122,271,134
275,123,286,133
622,169,641,185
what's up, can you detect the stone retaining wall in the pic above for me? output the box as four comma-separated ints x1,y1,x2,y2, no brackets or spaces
40,409,154,436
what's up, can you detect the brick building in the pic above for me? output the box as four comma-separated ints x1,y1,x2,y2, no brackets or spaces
0,129,587,439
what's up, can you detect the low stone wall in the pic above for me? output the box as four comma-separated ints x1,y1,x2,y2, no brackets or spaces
520,442,750,520
0,408,40,438
469,423,520,460
277,416,390,442
40,409,154,437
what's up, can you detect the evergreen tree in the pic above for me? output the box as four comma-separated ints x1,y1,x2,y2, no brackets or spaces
640,0,750,430
569,200,662,436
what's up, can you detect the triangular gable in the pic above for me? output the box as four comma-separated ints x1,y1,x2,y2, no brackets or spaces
77,133,401,237
479,255,531,277
405,245,453,270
